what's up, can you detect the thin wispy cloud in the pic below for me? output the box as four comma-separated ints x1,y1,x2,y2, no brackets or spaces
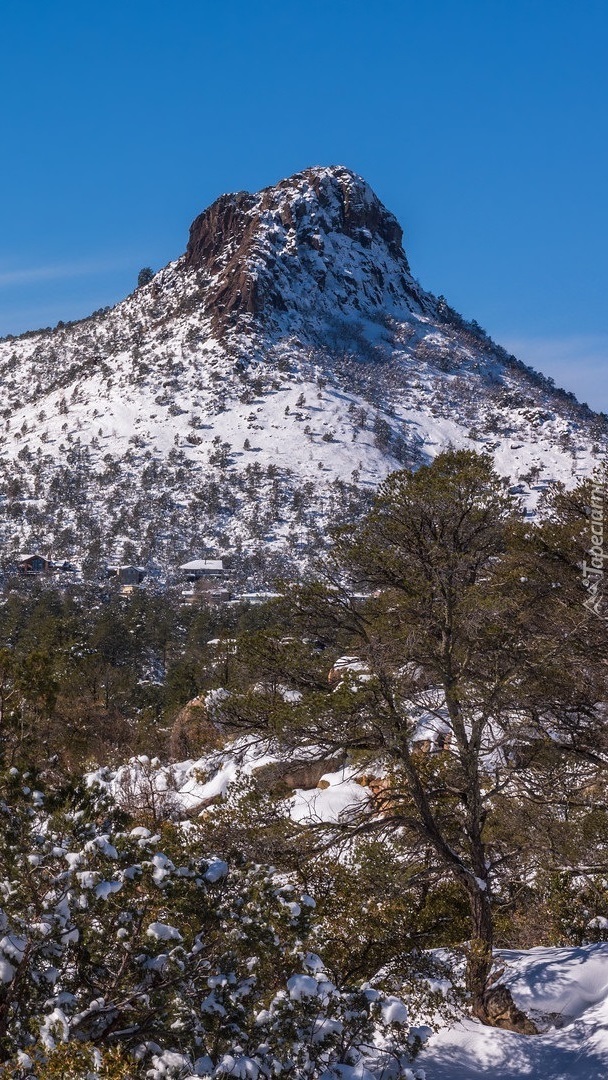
0,256,136,288
504,333,608,414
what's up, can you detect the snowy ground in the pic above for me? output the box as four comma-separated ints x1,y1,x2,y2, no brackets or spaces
86,739,370,823
87,746,608,1079
420,945,608,1080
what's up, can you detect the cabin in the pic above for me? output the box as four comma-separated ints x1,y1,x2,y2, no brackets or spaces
16,553,53,574
107,565,146,586
179,558,224,581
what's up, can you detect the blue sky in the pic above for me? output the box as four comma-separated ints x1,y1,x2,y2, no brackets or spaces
1,0,607,409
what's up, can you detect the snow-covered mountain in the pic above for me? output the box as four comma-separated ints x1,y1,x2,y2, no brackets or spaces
0,165,605,580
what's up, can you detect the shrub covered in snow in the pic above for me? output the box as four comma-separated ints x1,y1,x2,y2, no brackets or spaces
0,772,429,1078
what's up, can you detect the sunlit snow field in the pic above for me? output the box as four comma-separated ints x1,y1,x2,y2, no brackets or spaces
420,944,608,1079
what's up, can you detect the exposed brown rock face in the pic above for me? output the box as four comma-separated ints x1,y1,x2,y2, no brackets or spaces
183,165,417,332
251,755,347,794
480,985,538,1034
169,695,223,760
185,191,261,319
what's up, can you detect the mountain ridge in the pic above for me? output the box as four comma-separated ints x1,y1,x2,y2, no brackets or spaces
0,165,604,581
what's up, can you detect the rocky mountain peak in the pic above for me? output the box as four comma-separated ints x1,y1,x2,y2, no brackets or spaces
0,165,604,580
184,166,425,331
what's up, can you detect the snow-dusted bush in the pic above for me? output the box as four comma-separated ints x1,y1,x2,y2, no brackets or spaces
0,772,428,1078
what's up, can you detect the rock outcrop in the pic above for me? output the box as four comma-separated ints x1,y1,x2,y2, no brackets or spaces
184,165,426,331
480,985,539,1035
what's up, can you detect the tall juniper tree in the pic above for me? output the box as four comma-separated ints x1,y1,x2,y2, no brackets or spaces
219,450,608,1026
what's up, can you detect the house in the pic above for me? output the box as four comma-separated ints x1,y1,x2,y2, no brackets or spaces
107,565,146,586
179,559,229,605
179,558,224,582
16,553,53,574
182,584,231,607
197,585,231,605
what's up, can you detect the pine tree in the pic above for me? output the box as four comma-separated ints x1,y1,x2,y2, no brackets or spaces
218,451,608,1026
136,267,154,289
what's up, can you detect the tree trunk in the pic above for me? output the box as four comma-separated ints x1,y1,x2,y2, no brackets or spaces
465,878,538,1033
465,880,494,1020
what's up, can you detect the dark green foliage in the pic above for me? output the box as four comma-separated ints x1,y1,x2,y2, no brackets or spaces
137,267,155,288
1,451,608,1039
0,773,426,1077
0,586,286,769
215,451,608,1018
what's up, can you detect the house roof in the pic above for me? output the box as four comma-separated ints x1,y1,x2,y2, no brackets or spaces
179,559,224,571
17,553,47,563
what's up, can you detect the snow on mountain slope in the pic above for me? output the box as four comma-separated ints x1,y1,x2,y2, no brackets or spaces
0,165,605,580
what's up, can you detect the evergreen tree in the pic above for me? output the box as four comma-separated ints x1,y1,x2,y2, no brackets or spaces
219,451,608,1026
0,771,427,1077
136,267,154,289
